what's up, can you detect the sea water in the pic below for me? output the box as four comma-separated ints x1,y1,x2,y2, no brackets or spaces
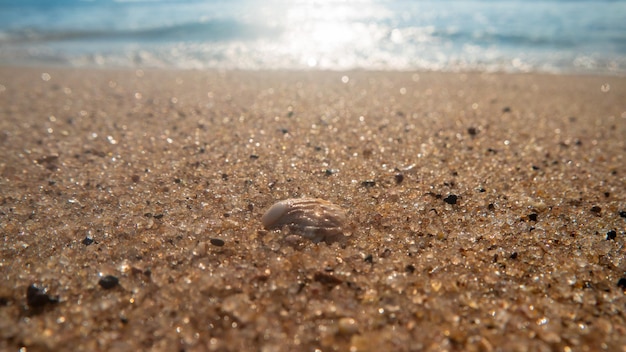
0,0,624,74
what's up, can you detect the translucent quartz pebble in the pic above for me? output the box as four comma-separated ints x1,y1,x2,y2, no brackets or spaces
261,198,348,243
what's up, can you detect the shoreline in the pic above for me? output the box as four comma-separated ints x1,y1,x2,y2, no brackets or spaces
1,66,625,351
3,62,626,78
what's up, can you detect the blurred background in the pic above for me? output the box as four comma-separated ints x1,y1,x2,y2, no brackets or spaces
0,0,624,74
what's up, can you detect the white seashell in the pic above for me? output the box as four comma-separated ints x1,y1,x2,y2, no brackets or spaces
261,198,348,243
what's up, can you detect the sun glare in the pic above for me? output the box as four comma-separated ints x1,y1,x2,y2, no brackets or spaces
278,0,390,68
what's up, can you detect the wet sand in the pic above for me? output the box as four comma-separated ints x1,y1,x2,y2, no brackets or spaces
1,67,625,351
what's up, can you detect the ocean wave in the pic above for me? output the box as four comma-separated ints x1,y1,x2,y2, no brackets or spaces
0,19,282,44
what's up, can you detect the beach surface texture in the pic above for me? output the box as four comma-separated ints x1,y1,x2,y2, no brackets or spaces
1,67,625,351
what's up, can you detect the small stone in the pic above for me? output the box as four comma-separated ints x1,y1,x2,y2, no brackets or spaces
249,154,259,160
361,180,376,187
405,264,416,273
590,206,602,214
606,230,617,241
528,213,538,222
443,194,458,205
313,272,343,287
337,317,359,335
26,284,58,308
509,252,518,260
210,238,225,247
364,254,374,263
394,173,404,184
98,275,119,290
619,210,626,218
617,278,626,290
82,237,94,246
467,127,478,136
502,106,511,113
131,174,140,183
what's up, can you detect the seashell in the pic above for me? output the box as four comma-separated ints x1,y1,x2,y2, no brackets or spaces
261,198,348,243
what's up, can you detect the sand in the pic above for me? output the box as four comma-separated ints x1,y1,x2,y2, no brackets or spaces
0,67,625,351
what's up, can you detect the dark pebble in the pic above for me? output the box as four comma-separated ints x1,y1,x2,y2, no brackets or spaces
467,127,478,136
82,237,94,246
324,169,338,176
380,248,392,258
488,203,495,211
153,213,164,219
590,206,602,214
174,178,181,184
131,174,140,183
394,173,404,184
27,284,58,308
313,272,343,287
361,180,376,187
509,252,518,260
502,106,511,113
405,264,416,273
617,278,626,290
364,254,374,263
98,275,119,290
210,238,225,247
619,210,626,218
606,230,617,241
249,154,259,160
443,194,458,205
528,213,538,222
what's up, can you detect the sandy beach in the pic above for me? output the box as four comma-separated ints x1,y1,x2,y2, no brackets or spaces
1,67,625,351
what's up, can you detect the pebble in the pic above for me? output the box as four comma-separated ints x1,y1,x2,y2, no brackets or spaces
443,194,458,205
361,180,376,187
261,198,348,243
98,275,119,290
606,230,617,241
210,238,225,247
26,284,58,308
337,317,359,335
